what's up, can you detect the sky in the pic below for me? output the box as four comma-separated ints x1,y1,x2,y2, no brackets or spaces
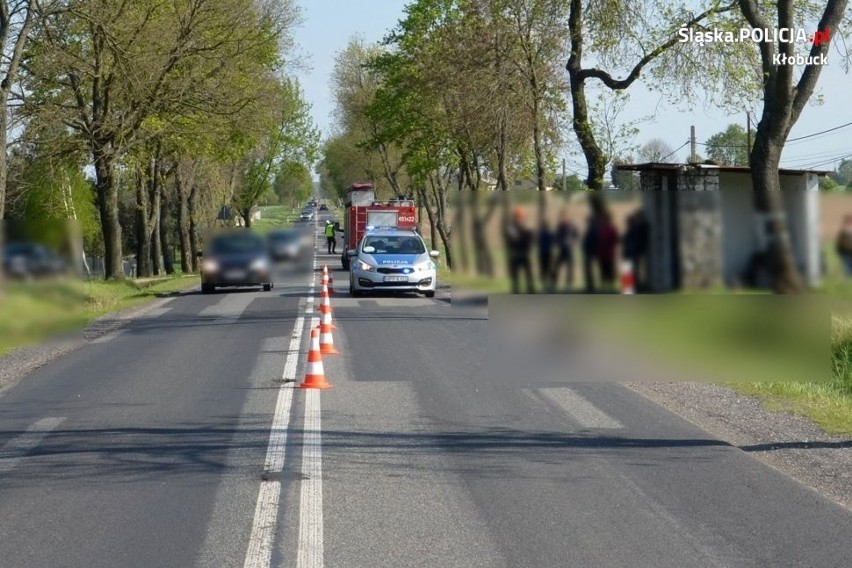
292,1,852,178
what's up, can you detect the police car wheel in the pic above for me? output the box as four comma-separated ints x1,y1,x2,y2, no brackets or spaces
424,290,435,298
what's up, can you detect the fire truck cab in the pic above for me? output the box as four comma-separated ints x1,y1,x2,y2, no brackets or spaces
340,184,417,270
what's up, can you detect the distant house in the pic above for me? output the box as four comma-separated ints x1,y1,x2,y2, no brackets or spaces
615,162,826,291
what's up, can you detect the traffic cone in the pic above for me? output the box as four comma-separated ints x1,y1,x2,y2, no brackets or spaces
300,327,332,389
318,283,332,315
319,318,339,355
321,301,337,331
322,265,334,295
620,260,635,295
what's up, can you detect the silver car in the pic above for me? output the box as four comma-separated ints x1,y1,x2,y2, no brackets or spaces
347,229,439,297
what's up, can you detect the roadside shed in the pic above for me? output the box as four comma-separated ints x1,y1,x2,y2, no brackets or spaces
615,163,826,291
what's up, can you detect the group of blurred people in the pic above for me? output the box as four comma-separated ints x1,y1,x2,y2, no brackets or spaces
503,202,649,294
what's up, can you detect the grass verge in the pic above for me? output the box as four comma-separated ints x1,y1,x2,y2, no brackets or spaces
0,275,199,357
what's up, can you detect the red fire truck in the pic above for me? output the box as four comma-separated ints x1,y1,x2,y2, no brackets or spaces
340,183,417,270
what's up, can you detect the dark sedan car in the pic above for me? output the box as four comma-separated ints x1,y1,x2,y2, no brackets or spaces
267,229,309,262
199,231,273,294
3,242,67,279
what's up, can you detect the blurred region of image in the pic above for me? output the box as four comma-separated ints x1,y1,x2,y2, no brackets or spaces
447,166,852,299
487,294,830,386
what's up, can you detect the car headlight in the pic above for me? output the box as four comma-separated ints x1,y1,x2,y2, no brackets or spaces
202,259,219,273
414,261,434,272
251,258,269,271
358,261,374,272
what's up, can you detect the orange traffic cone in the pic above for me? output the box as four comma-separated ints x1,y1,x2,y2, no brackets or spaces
319,318,339,355
322,265,334,295
321,301,338,331
318,283,332,315
300,327,332,389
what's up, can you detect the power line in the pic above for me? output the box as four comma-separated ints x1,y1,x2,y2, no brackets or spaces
659,140,690,162
788,121,852,143
697,120,852,149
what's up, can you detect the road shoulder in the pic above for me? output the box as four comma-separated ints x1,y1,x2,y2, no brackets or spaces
0,288,193,396
627,381,851,510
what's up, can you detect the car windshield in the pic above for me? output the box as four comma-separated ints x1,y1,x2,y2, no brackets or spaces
363,235,425,255
210,234,264,255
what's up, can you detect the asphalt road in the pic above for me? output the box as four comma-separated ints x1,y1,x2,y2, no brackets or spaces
0,214,850,567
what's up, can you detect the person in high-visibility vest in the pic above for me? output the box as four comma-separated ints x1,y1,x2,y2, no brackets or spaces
324,220,337,254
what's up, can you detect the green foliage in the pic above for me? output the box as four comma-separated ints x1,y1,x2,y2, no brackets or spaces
706,123,750,166
273,161,313,206
820,176,841,192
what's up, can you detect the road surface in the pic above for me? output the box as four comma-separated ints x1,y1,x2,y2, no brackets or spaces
0,214,850,567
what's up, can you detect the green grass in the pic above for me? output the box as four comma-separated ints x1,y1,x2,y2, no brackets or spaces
0,275,199,357
253,205,299,234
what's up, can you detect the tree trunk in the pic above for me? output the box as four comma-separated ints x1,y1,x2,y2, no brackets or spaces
176,167,193,273
94,146,124,279
750,126,804,293
135,171,153,278
160,191,174,275
189,185,200,272
566,0,607,190
455,169,469,274
532,94,547,222
151,179,163,276
0,96,7,291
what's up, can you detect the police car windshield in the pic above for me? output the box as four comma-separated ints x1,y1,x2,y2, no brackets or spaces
363,235,425,255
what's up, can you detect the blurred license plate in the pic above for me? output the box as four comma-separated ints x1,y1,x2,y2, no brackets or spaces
384,275,407,282
225,270,246,280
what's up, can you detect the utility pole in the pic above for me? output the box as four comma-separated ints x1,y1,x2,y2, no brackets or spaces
690,125,697,162
562,159,567,191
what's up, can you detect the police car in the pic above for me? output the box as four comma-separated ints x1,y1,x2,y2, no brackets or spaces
347,227,439,297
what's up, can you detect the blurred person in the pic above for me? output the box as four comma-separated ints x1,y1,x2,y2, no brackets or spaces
553,210,578,291
836,214,852,275
597,210,619,290
537,219,555,292
622,209,650,291
581,213,599,293
505,207,535,294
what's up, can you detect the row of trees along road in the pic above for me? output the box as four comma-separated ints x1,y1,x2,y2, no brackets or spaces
317,0,850,293
0,0,319,281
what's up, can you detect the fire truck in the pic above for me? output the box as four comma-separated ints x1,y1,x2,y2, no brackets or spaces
340,183,417,270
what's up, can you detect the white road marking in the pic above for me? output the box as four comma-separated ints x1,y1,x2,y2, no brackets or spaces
0,417,66,475
243,481,282,568
297,388,323,568
243,313,306,568
535,388,624,430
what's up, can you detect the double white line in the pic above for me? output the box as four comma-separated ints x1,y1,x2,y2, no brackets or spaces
243,236,325,568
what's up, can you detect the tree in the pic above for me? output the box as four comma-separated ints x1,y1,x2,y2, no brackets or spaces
739,0,850,293
0,0,39,289
273,161,312,206
638,138,675,163
25,0,298,278
565,1,755,189
498,0,569,215
232,78,319,227
705,123,749,166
